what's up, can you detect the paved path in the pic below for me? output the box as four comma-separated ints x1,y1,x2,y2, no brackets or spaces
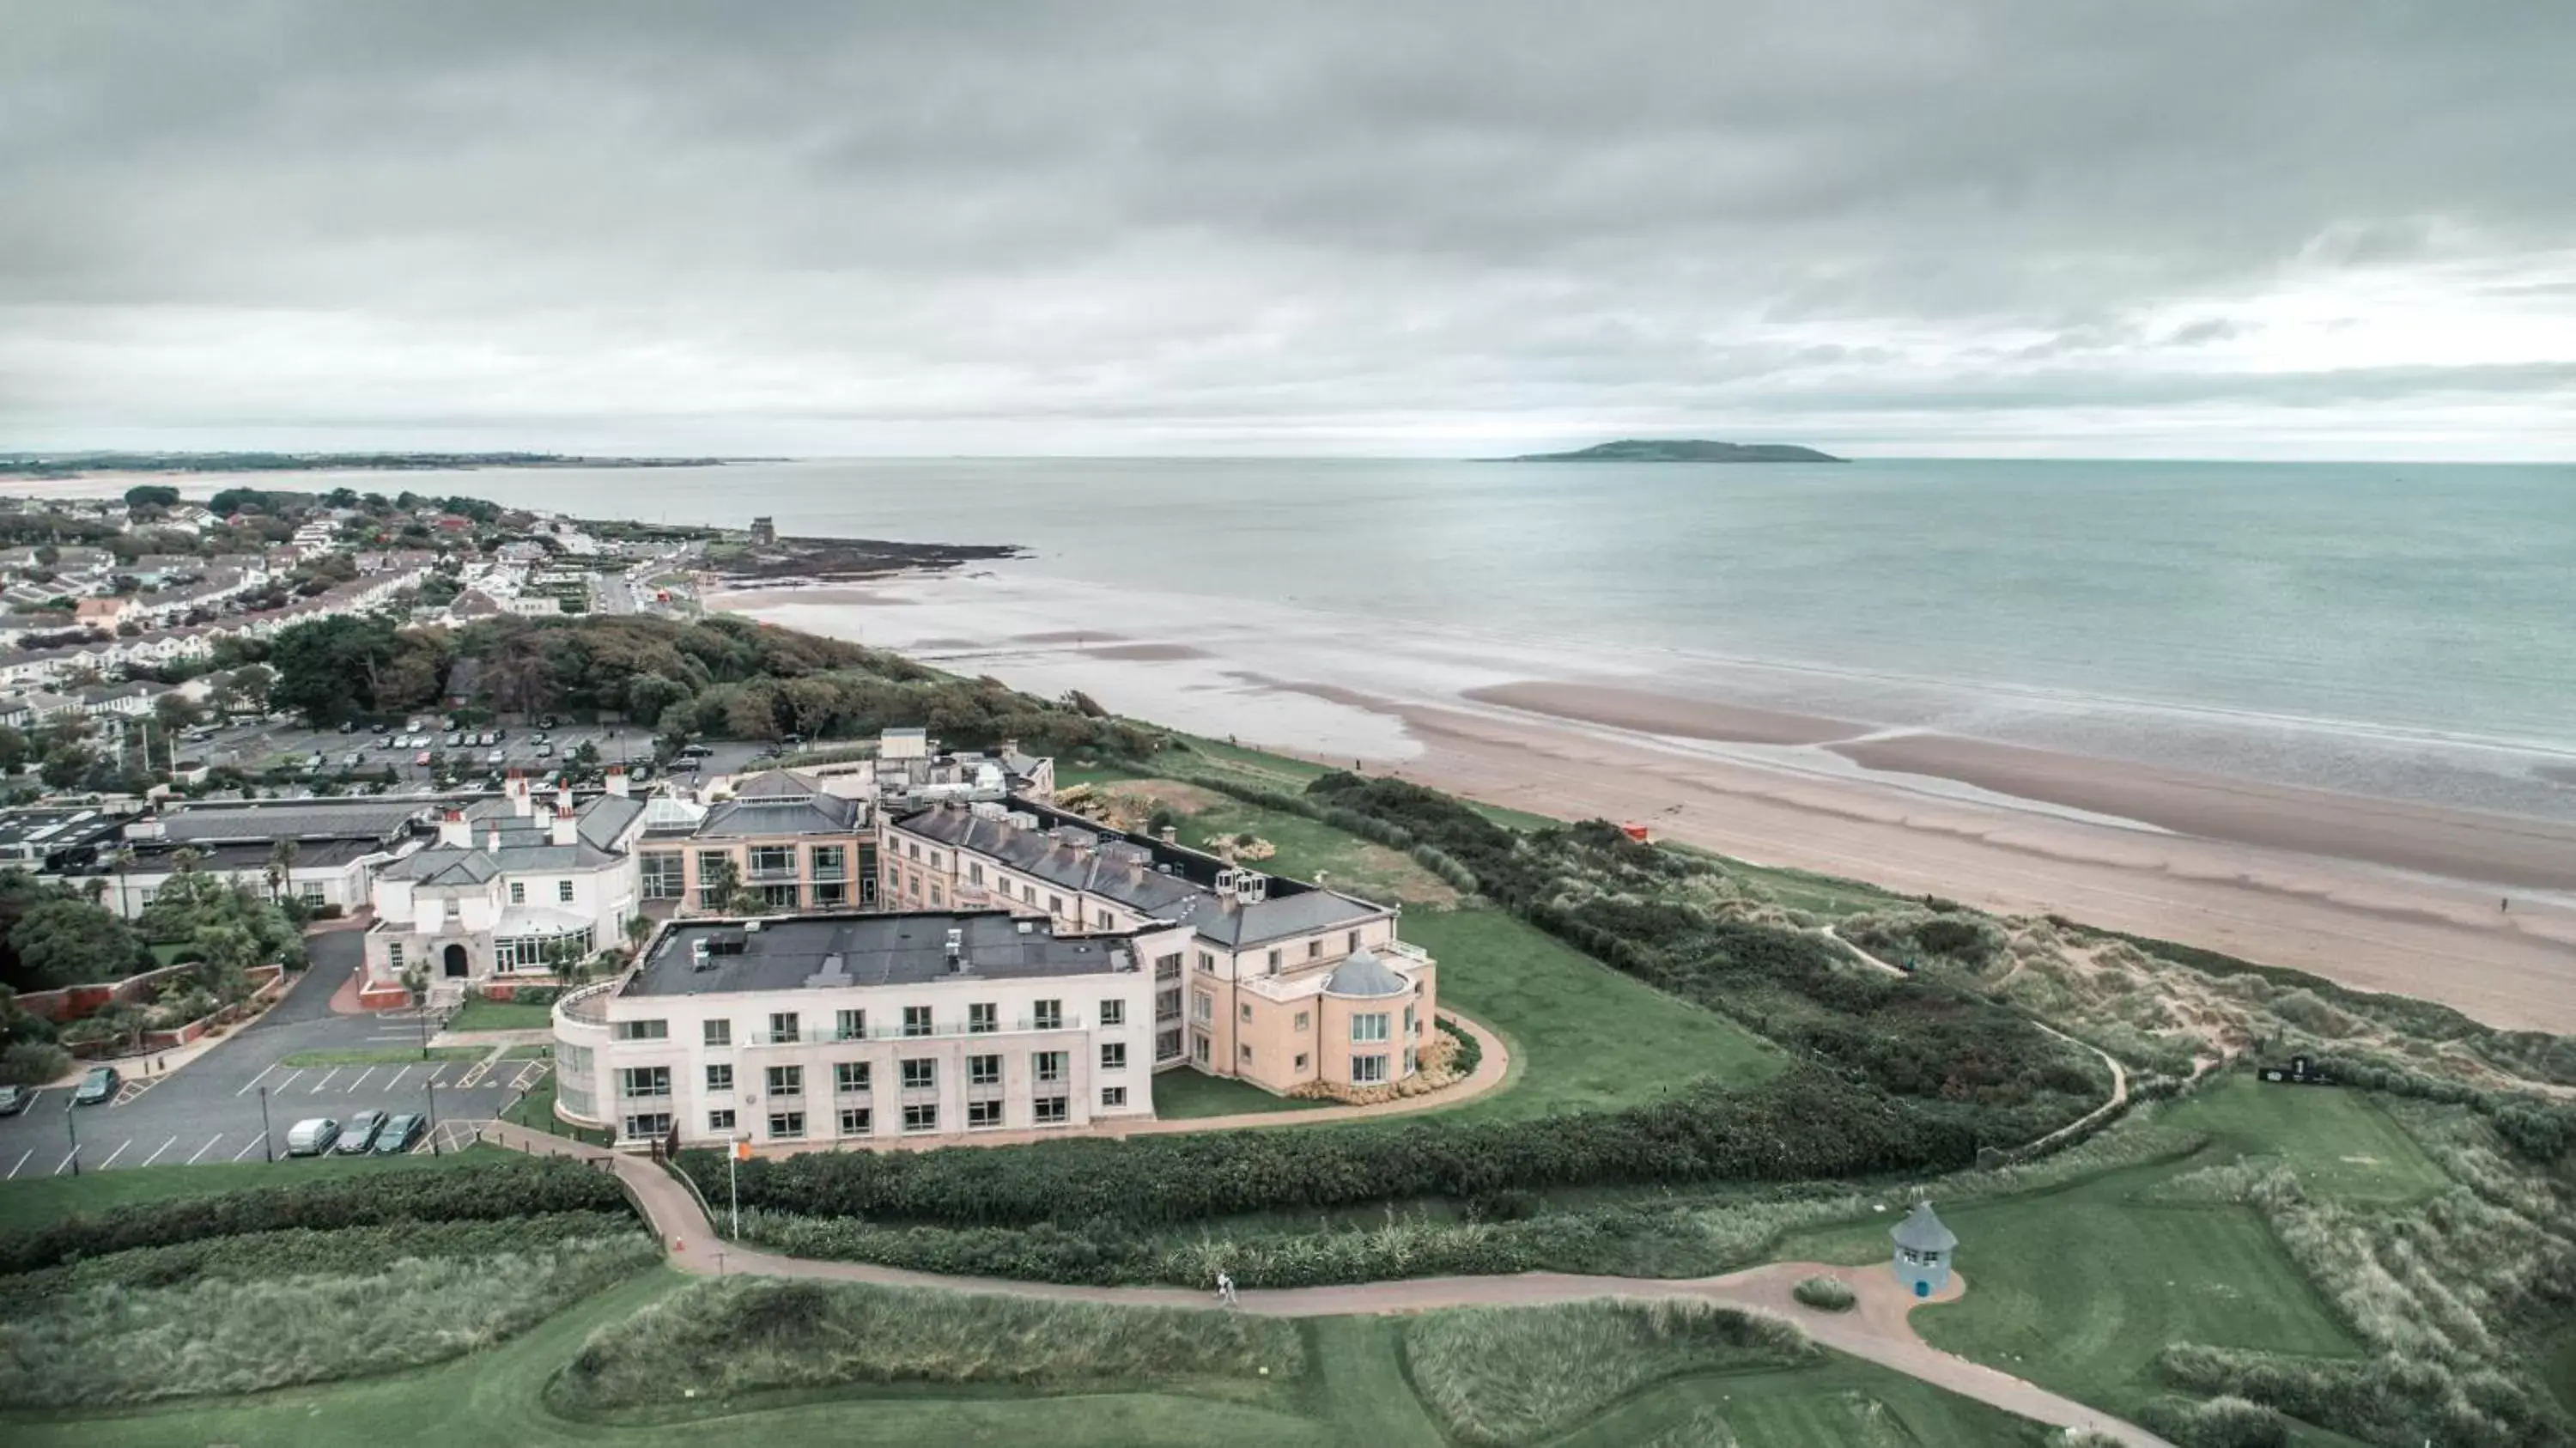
478,1118,2170,1446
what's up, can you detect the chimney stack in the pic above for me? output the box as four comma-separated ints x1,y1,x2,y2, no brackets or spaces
605,766,629,798
506,772,532,816
551,812,577,847
485,824,502,853
437,809,469,849
556,783,574,814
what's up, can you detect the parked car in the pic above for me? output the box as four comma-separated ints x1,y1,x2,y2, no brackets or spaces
284,1117,341,1156
677,743,713,758
538,715,559,729
405,715,426,733
0,1085,27,1116
445,731,464,747
373,1113,426,1154
337,719,358,733
414,751,433,766
343,751,363,769
534,742,554,757
486,748,505,765
477,731,495,747
71,1065,119,1105
370,721,389,733
337,1110,388,1154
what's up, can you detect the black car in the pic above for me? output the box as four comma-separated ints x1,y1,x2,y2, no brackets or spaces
71,1065,119,1105
372,1113,427,1154
336,1110,389,1153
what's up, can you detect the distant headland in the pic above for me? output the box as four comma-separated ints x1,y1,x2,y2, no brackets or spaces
0,451,743,479
1502,439,1845,464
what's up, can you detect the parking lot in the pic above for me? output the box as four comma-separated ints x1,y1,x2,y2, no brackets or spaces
0,933,537,1178
182,715,776,792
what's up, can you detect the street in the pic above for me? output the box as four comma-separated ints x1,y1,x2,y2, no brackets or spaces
0,932,533,1177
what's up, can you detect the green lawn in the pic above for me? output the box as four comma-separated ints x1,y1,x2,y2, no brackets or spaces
281,1045,486,1067
0,1145,518,1233
502,1076,611,1148
447,997,558,1031
1150,787,1459,907
1400,908,1783,1120
2157,1073,2447,1204
3,1268,2061,1448
1152,1068,1331,1120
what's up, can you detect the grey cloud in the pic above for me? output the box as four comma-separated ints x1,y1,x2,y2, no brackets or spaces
1,0,2572,457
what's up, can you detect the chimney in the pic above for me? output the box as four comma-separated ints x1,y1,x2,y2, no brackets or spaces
1157,824,1177,845
485,824,502,852
437,809,469,848
506,772,532,815
556,783,574,814
605,766,629,798
551,812,576,847
534,803,555,832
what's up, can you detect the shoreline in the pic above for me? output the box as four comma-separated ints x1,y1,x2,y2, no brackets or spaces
709,568,2576,1033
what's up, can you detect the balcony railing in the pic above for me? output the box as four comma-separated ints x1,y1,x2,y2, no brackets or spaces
746,1016,1080,1046
555,979,617,1025
744,863,800,883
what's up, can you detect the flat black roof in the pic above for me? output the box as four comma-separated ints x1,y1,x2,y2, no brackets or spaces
626,910,1141,998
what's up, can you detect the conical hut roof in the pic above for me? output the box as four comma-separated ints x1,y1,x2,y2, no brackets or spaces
1890,1201,1957,1252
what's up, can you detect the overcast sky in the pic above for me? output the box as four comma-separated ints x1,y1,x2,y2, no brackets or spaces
4,2,2570,459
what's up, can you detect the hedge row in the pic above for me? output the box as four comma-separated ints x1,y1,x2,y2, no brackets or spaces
687,1065,1967,1232
0,1160,631,1274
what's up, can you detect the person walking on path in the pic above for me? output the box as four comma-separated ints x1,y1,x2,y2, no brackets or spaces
1214,1271,1238,1308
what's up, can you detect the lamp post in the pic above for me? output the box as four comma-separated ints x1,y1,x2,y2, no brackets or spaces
425,1080,439,1155
63,1098,79,1177
257,1083,274,1162
728,1135,747,1238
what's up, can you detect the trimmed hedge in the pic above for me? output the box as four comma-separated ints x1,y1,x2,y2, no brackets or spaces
0,1159,631,1274
689,1066,1967,1233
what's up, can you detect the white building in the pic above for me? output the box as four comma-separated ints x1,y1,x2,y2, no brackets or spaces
551,910,1170,1147
363,776,647,1002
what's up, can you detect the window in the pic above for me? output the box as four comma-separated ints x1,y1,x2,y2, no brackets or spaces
1238,1043,1252,1062
557,879,575,903
702,1019,732,1047
1294,1052,1309,1070
1404,1046,1417,1075
1196,951,1216,974
765,1065,803,1098
834,1062,871,1094
968,1001,997,1034
813,880,848,907
838,1106,872,1135
1033,1050,1067,1084
768,1110,805,1139
618,1066,670,1098
386,941,404,969
1031,999,1062,1031
1308,939,1321,959
1100,1042,1127,1071
1048,893,1064,915
1352,1054,1388,1085
967,1099,1003,1129
1032,1096,1069,1125
928,884,944,906
1405,1004,1417,1037
1266,948,1282,973
1023,882,1036,903
708,1109,735,1133
1347,930,1360,953
623,1112,672,1139
509,880,526,904
1099,999,1124,1026
810,844,846,879
929,851,943,869
695,849,730,888
969,1053,1001,1086
1191,1034,1210,1065
834,1008,866,1042
1095,907,1115,929
902,1102,939,1133
967,861,983,885
906,841,920,861
1294,1010,1309,1031
901,1057,936,1090
1191,992,1212,1024
496,933,580,971
902,1005,933,1037
768,1011,800,1043
747,845,793,878
612,1019,667,1041
1239,1002,1252,1022
1352,1013,1390,1043
640,852,685,900
1101,1086,1127,1109
705,1063,733,1092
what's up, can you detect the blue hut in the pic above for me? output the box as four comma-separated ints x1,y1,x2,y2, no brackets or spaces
1889,1201,1956,1298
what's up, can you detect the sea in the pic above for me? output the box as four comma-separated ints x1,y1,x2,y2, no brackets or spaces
162,457,2576,821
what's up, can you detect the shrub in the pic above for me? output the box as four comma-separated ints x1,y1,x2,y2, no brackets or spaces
2139,1395,2290,1448
1791,1275,1856,1311
552,1275,1303,1413
0,1039,70,1086
0,1159,631,1274
1406,1299,1814,1445
1437,1014,1482,1077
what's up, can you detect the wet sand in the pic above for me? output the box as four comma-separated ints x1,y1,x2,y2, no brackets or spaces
1467,680,1866,746
705,586,913,609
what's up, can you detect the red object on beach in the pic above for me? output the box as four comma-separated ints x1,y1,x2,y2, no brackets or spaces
1619,821,1651,843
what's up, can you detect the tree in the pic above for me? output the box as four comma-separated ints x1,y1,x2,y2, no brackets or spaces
268,616,402,723
9,897,149,989
123,484,182,508
229,664,275,714
264,839,300,903
152,692,205,735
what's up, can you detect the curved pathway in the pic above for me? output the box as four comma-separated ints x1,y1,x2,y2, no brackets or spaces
481,1117,2172,1446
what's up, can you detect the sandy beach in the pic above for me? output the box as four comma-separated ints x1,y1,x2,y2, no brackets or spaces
715,570,2576,1034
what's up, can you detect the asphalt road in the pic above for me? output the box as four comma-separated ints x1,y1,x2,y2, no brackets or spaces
0,932,537,1180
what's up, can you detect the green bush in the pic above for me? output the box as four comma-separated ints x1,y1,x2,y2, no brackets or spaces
0,1039,70,1086
1791,1274,1856,1311
553,1275,1303,1413
0,1159,631,1273
2139,1395,2291,1448
1406,1299,1814,1446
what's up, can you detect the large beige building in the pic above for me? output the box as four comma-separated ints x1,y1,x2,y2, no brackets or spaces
885,799,1437,1098
552,910,1170,1147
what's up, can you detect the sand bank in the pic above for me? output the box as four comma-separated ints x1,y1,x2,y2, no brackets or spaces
1467,680,1864,746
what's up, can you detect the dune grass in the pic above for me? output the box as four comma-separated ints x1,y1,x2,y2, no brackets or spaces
555,1275,1306,1414
1405,1299,1816,1446
0,1233,657,1408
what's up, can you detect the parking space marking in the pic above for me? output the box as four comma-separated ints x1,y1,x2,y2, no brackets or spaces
186,1135,225,1165
5,1148,29,1180
231,1136,264,1161
309,1068,341,1093
269,1068,305,1092
53,1148,77,1176
235,1064,279,1097
508,1062,550,1092
112,1079,161,1107
346,1067,377,1093
100,1140,131,1169
140,1135,179,1167
386,1065,411,1091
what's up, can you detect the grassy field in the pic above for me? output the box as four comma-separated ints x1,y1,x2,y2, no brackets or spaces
0,1144,517,1233
4,1268,2063,1448
1400,908,1783,1119
447,997,558,1031
2155,1073,2446,1204
501,1076,611,1147
1151,1068,1330,1119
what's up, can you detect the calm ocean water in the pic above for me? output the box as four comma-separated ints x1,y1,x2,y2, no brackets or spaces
252,457,2576,812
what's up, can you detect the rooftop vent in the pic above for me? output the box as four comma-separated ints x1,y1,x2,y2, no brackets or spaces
1213,867,1239,893
1005,811,1040,830
1015,920,1032,934
970,800,1007,821
944,927,968,973
706,929,749,956
1233,872,1270,905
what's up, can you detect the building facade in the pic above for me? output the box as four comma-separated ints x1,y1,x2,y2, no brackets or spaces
636,770,877,915
551,910,1168,1147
